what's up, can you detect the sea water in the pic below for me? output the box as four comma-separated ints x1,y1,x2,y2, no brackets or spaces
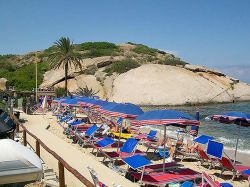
142,101,250,155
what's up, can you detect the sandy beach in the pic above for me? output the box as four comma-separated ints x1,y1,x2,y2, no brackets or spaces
20,111,249,187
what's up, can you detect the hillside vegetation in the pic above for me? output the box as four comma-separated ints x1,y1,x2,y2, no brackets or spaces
0,42,187,91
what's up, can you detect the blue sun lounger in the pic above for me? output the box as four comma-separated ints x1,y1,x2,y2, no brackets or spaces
101,138,146,164
91,137,116,156
75,124,100,146
68,120,85,126
59,114,73,123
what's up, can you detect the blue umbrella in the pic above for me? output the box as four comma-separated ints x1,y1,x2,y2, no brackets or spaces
133,110,199,126
100,103,143,119
211,111,250,163
131,109,200,171
84,99,110,108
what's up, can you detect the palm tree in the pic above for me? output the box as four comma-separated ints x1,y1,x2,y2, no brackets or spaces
76,86,99,97
48,37,82,96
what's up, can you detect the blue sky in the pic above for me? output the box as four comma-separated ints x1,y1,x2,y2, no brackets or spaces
0,0,250,81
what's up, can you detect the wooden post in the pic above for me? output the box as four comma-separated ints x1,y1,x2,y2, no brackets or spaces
36,140,40,157
58,161,65,187
16,123,19,133
23,130,27,146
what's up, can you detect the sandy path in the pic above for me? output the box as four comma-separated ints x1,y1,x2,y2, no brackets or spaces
21,112,139,187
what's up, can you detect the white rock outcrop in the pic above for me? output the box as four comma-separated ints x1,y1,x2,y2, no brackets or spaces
40,56,125,88
54,75,104,98
109,64,250,105
0,78,8,91
42,63,250,106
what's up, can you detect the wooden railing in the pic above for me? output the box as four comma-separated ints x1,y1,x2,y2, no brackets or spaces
12,115,94,187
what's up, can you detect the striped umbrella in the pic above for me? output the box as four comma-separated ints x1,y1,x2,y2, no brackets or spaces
211,111,250,163
131,109,200,171
131,109,200,127
99,103,143,119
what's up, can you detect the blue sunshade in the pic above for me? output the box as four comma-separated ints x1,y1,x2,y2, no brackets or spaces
207,140,224,159
123,155,152,169
96,138,115,147
193,135,214,144
242,168,250,175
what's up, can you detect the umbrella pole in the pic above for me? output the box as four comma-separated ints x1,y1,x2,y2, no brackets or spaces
234,121,241,164
163,125,166,172
117,119,123,152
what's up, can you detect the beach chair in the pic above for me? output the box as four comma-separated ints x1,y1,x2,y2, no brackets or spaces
130,168,201,186
123,155,201,186
242,169,250,184
58,114,73,123
143,162,183,173
134,130,158,142
91,137,124,156
218,156,250,180
201,172,233,187
87,166,121,187
101,138,146,164
74,124,100,145
195,147,217,169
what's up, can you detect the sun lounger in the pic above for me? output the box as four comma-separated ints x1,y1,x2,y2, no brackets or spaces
74,124,100,145
87,166,122,187
58,114,73,123
130,168,201,186
101,138,146,164
123,155,200,186
143,162,183,173
218,156,250,180
91,137,123,156
195,147,217,169
175,149,198,162
134,130,158,142
201,172,233,187
111,132,133,139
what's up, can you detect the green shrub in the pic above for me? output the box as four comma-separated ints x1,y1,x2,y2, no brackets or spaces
55,87,66,97
159,57,188,66
132,44,158,55
77,42,120,58
127,42,137,45
0,55,18,72
0,62,49,91
83,49,120,58
83,65,98,75
77,42,118,50
104,59,140,75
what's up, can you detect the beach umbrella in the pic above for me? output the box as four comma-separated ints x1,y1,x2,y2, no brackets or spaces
61,98,81,107
99,103,143,151
77,97,96,107
131,109,200,171
52,96,74,103
211,111,250,163
99,103,143,119
41,96,48,109
82,99,110,108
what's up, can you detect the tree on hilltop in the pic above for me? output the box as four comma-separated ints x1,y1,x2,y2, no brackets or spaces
48,37,82,96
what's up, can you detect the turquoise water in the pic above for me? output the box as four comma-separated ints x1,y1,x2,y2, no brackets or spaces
142,102,250,154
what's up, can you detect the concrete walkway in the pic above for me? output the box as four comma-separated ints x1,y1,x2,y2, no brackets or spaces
21,112,139,187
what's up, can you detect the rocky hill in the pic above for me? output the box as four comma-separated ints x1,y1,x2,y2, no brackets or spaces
1,42,250,105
